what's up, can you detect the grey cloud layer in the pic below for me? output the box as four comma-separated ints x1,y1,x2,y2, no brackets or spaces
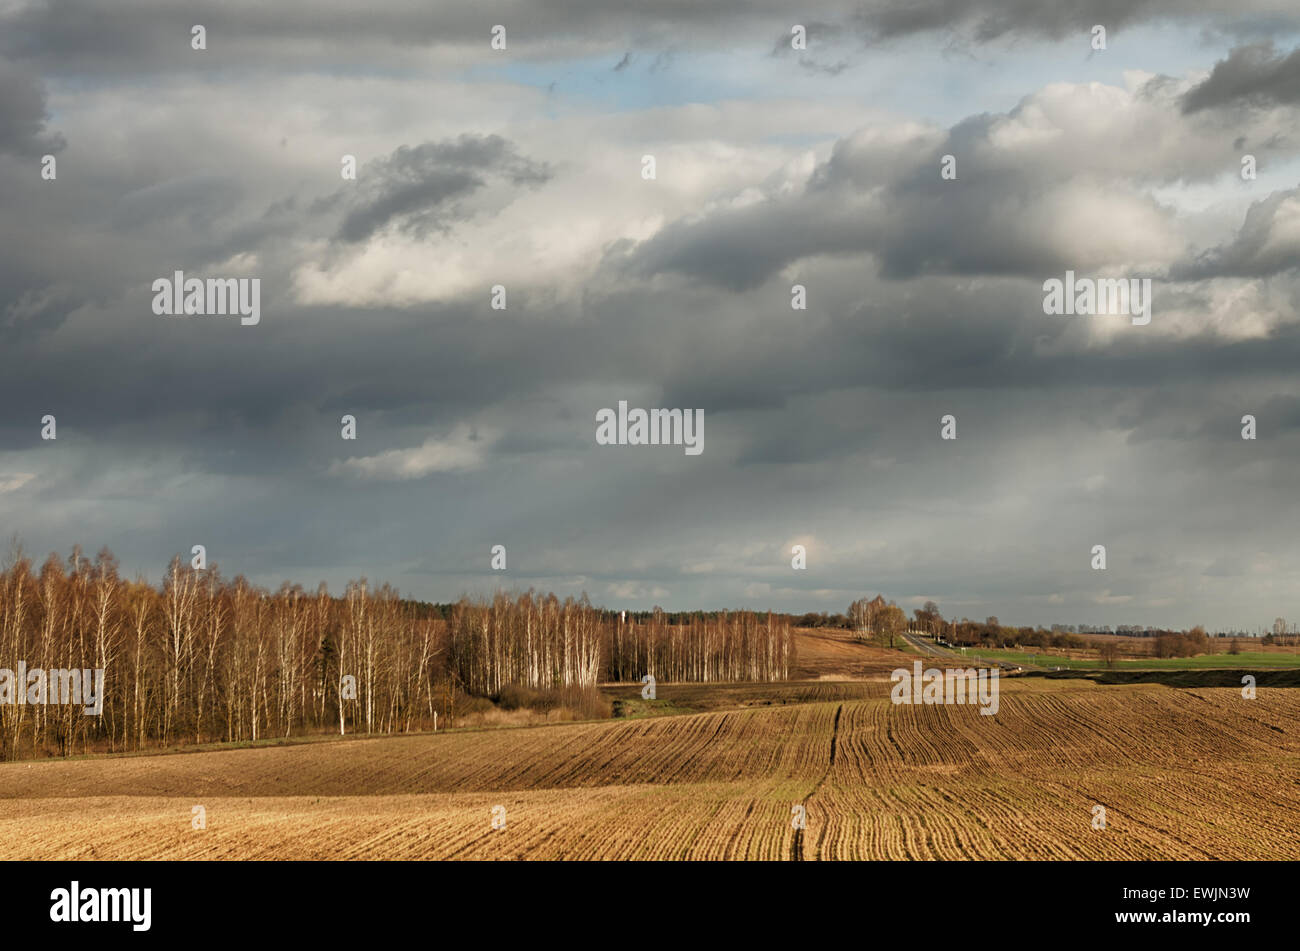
0,56,62,155
322,136,551,243
5,0,1300,71
1183,42,1300,112
620,80,1291,289
3,6,1300,629
1174,186,1300,278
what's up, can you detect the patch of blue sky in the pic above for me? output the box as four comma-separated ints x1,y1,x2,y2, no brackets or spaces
463,22,1297,130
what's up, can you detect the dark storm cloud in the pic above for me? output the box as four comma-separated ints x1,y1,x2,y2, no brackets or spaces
0,56,63,155
0,298,587,458
650,275,1300,433
5,0,1300,75
616,192,875,291
1182,43,1300,113
0,283,78,340
851,0,1300,44
1256,393,1300,433
734,413,879,466
0,1,829,71
852,0,1157,43
319,136,551,244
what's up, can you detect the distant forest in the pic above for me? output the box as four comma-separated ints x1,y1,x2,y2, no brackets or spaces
0,546,792,761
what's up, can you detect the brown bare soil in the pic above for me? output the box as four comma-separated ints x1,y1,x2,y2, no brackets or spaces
4,675,1298,859
792,627,909,680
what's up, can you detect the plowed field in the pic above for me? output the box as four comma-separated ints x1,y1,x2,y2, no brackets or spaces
4,678,1298,859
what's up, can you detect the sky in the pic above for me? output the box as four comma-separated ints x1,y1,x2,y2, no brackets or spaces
2,1,1300,631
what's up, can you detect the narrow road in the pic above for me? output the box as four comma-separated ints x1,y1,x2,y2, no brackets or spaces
899,628,953,658
899,629,1042,672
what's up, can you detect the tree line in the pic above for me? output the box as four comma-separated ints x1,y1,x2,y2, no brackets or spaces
607,606,794,683
0,546,794,760
846,595,1226,664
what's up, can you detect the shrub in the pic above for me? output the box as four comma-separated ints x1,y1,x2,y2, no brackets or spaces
496,684,540,710
494,684,612,720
